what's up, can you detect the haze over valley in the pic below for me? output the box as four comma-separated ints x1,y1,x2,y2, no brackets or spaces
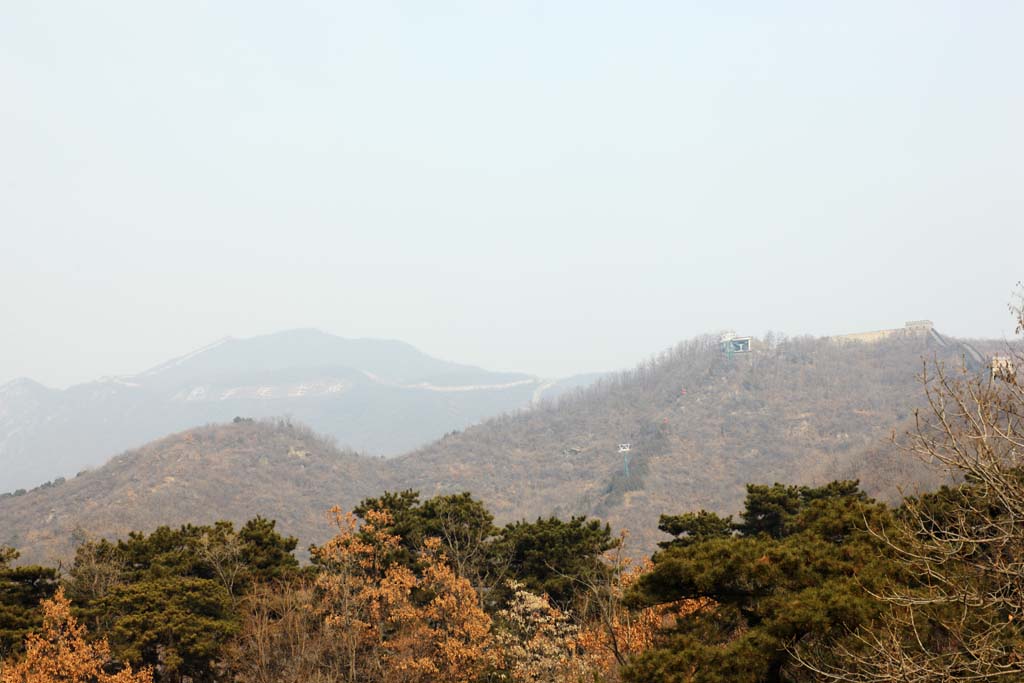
0,329,598,491
3,4,1023,681
2,321,1005,564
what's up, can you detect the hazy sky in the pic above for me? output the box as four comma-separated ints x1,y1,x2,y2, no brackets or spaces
2,2,1021,388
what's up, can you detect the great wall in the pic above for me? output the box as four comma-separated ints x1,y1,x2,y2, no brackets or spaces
832,320,985,371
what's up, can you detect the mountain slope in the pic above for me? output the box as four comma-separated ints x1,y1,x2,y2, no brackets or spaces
386,333,956,553
0,330,582,491
0,420,383,564
0,330,973,562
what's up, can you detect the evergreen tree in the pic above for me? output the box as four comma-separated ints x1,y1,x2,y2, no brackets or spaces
0,547,58,658
625,481,894,683
657,511,734,549
66,519,298,682
100,578,234,683
498,515,617,611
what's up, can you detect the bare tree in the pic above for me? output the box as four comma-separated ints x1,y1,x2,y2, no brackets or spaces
222,579,347,683
64,537,125,634
796,287,1024,682
196,528,245,601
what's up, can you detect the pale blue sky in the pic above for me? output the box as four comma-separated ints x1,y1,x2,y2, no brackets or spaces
1,2,1021,387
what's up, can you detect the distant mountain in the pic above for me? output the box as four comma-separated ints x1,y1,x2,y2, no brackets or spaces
0,330,593,491
0,329,978,564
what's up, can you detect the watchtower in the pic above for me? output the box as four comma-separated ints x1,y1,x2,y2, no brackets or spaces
720,331,752,354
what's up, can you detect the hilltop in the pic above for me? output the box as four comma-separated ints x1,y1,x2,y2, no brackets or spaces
0,329,594,491
0,329,983,563
0,419,383,564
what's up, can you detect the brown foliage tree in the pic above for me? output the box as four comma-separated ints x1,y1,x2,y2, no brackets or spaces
378,538,493,683
231,506,496,683
0,588,151,683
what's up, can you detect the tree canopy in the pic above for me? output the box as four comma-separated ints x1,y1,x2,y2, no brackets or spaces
626,481,896,683
65,518,298,683
0,547,57,659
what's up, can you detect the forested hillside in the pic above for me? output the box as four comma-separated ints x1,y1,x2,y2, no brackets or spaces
1,332,981,564
387,332,958,554
1,326,1018,681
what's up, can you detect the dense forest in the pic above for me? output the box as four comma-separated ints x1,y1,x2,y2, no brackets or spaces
2,298,1023,682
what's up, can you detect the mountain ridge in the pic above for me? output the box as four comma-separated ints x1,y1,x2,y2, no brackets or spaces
0,329,594,491
0,328,979,564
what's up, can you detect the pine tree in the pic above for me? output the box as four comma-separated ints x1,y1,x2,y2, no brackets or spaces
625,481,894,683
0,547,58,658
